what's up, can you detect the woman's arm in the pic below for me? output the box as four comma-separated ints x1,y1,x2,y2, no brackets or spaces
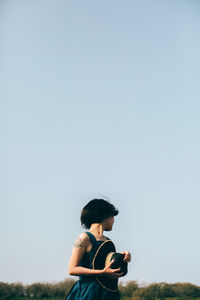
68,233,123,278
68,233,93,276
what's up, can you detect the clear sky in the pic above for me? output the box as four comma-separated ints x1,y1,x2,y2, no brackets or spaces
1,0,200,286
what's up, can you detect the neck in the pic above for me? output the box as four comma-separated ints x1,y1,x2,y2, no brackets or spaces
89,223,104,239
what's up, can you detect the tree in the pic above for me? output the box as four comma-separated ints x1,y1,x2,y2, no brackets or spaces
119,280,138,298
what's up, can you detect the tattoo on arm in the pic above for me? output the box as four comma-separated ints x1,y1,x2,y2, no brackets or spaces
74,238,84,248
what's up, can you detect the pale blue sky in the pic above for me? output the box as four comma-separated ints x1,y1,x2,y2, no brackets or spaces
1,0,200,286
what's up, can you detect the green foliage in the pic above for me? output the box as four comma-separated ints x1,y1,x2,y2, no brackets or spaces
15,298,63,300
119,280,138,298
1,280,200,300
14,298,63,300
124,282,200,300
0,279,75,300
0,282,24,299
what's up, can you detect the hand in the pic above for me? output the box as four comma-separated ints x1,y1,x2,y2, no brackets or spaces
102,260,124,279
121,251,131,263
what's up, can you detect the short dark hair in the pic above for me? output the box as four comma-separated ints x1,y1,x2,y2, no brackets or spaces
80,199,119,229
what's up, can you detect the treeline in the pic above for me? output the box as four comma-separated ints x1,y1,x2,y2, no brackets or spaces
0,279,200,300
119,281,200,299
0,280,74,300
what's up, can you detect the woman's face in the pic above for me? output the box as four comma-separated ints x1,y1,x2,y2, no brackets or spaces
102,216,114,231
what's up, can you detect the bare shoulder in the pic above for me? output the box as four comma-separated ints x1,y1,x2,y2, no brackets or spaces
73,232,90,248
79,232,90,243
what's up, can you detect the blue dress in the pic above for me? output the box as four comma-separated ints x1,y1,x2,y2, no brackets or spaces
65,232,120,300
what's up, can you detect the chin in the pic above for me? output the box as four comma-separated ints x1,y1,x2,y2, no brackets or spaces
104,227,112,231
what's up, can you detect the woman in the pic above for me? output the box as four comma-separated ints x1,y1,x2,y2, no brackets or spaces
65,199,131,300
